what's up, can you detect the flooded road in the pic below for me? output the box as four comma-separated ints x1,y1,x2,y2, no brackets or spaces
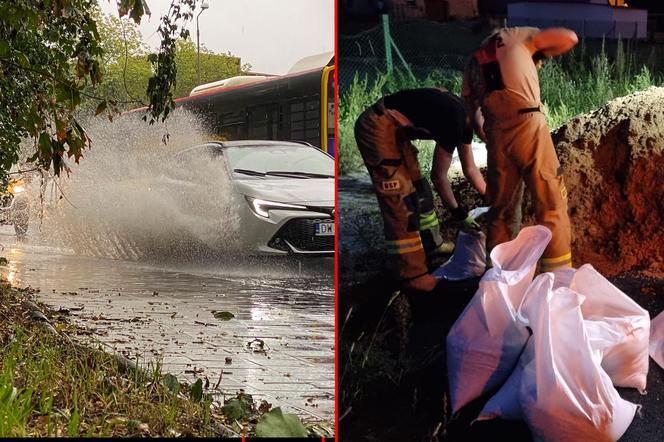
0,227,334,421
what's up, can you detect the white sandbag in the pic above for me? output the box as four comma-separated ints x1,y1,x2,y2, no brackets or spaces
477,322,630,423
518,277,637,442
551,265,576,290
477,276,629,424
476,275,557,422
649,310,664,370
571,264,650,391
432,230,486,281
476,331,533,422
447,225,551,413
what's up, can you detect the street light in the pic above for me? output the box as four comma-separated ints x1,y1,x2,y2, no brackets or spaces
197,0,210,85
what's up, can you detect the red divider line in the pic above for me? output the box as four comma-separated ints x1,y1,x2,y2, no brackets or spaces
333,0,340,439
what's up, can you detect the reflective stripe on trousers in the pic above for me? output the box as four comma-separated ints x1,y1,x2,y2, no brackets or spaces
386,236,424,255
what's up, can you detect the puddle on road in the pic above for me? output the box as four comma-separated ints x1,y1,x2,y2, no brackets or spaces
0,229,334,420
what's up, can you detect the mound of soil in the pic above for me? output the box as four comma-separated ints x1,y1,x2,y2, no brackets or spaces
552,87,664,276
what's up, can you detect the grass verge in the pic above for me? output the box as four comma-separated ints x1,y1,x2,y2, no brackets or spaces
0,283,332,438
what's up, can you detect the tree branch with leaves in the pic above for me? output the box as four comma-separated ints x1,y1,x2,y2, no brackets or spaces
0,0,199,183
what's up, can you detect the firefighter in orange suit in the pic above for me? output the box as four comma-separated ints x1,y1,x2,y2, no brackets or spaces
354,88,484,292
462,27,578,271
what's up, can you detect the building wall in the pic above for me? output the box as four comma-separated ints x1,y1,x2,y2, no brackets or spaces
387,0,479,21
389,0,427,20
448,0,479,19
341,0,386,16
508,2,647,39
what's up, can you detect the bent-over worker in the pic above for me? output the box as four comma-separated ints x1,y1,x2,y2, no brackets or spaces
462,27,578,271
354,88,485,293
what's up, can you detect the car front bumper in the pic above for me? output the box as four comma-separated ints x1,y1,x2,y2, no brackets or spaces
239,203,334,256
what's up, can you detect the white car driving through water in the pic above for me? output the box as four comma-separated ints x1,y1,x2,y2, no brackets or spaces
168,140,334,256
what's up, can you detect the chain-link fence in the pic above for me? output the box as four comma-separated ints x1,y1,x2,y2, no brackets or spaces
338,15,662,93
338,16,480,175
339,17,484,93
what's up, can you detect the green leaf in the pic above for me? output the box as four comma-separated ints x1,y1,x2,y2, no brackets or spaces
220,394,254,421
16,52,29,67
255,407,308,438
38,133,53,157
68,393,80,437
189,378,203,402
162,373,180,394
212,311,235,321
0,39,9,57
68,408,80,436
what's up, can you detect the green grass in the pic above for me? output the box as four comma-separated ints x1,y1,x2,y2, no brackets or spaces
339,40,663,176
0,284,333,438
0,325,218,437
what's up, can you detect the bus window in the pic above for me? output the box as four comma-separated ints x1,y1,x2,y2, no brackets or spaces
289,98,319,144
289,101,304,140
305,99,320,144
248,106,269,139
248,104,280,140
272,107,280,140
217,111,247,140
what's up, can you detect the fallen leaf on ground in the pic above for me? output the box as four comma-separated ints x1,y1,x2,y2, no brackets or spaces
255,407,307,437
212,310,234,321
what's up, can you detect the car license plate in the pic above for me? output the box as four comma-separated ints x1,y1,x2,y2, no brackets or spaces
315,221,334,236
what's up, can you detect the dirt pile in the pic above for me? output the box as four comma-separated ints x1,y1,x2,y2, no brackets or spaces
552,86,664,276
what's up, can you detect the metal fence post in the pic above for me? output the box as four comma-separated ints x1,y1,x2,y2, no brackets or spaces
582,19,585,39
382,14,393,74
391,39,416,81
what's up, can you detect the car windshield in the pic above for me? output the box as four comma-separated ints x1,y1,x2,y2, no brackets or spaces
226,145,333,178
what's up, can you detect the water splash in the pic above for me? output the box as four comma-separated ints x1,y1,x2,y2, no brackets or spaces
28,109,242,261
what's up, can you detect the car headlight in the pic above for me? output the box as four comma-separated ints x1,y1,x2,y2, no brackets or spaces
246,197,307,218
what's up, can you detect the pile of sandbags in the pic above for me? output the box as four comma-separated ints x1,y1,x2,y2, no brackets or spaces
447,226,651,441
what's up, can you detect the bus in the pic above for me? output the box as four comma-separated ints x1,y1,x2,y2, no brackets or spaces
174,54,335,157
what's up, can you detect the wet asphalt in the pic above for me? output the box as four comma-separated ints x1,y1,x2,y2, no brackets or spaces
0,227,334,421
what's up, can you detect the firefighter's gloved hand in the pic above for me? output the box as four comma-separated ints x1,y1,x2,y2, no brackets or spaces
463,215,482,230
461,206,488,230
450,205,468,223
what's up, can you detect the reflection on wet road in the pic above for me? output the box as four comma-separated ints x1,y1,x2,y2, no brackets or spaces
0,228,334,420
